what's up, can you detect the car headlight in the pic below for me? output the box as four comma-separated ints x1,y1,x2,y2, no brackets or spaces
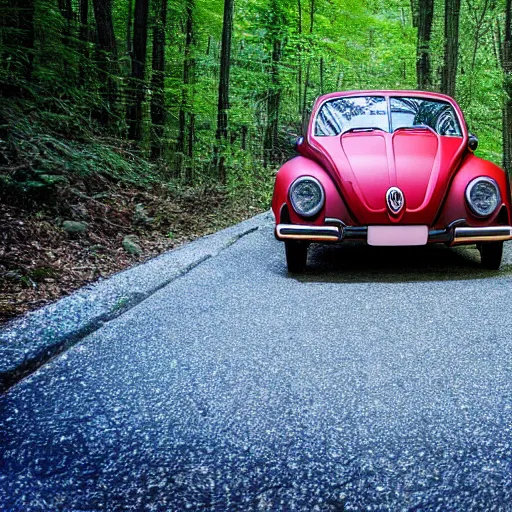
465,177,501,217
289,176,325,217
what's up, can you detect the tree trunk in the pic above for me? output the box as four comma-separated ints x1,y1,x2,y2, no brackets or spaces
215,0,235,183
470,0,490,71
301,0,315,129
58,0,73,26
178,1,195,182
127,0,133,55
336,66,343,90
497,19,504,67
127,0,150,141
264,39,282,167
12,0,35,85
187,112,196,184
78,0,89,85
410,0,419,27
58,0,73,80
1,0,35,98
441,0,461,98
184,2,196,184
92,0,118,126
319,56,324,91
503,0,512,174
150,0,168,160
79,0,89,43
297,0,303,116
416,0,434,90
58,0,73,42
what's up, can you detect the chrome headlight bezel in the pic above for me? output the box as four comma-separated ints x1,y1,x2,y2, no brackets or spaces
289,176,325,218
465,177,501,218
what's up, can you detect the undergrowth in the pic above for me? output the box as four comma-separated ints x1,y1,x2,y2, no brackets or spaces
0,94,274,211
0,96,161,203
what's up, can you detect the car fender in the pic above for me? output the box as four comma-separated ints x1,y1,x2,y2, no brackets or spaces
271,156,353,225
435,154,512,228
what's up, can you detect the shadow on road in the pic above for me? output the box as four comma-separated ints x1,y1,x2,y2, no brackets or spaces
290,243,512,283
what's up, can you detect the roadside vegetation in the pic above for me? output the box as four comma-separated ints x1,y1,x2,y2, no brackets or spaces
1,0,511,322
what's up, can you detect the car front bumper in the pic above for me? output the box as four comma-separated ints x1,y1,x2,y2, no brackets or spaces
275,223,512,245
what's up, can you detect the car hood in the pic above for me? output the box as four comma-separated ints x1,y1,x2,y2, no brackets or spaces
309,130,467,225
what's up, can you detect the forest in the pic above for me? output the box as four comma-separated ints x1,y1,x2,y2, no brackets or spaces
0,0,511,320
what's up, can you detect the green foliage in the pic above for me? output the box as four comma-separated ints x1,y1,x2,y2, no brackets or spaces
0,95,158,199
0,0,509,208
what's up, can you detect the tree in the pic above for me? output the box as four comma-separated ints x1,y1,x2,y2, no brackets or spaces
466,0,494,72
79,0,89,45
92,0,118,126
58,0,74,81
78,0,90,85
441,0,461,97
11,0,35,86
263,0,288,167
127,0,133,55
1,0,508,195
177,0,196,183
57,0,72,30
410,0,419,28
416,0,434,90
215,0,235,183
127,0,149,141
504,0,512,174
151,0,168,160
297,0,303,115
301,0,315,128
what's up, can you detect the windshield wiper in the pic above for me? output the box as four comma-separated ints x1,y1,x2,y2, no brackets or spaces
393,125,436,135
341,127,386,135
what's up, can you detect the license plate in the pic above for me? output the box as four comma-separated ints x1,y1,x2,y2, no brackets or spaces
367,225,428,246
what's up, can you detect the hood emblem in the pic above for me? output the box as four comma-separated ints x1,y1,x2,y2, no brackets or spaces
386,187,405,214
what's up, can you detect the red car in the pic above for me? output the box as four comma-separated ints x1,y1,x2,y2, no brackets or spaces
272,90,512,272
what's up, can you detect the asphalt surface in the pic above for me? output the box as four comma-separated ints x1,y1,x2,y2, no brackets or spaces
1,217,512,511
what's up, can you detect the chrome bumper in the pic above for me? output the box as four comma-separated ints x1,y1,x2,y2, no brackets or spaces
276,223,512,244
452,226,512,244
275,224,341,242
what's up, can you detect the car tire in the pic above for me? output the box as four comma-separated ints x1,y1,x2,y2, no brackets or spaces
285,241,308,273
479,241,503,270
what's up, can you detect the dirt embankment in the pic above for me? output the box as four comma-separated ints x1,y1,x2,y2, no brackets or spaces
0,184,262,324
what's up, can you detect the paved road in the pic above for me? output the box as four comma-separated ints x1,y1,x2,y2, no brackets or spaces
1,218,512,511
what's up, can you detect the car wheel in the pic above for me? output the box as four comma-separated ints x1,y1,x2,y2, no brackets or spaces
479,241,503,270
285,241,308,273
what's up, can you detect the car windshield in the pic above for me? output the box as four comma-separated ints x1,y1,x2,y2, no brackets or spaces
315,96,462,137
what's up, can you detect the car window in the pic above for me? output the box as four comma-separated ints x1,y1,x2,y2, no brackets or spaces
315,96,463,137
390,97,462,136
315,96,388,136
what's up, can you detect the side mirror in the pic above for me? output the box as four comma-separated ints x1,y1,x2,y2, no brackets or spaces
294,136,304,152
468,134,479,152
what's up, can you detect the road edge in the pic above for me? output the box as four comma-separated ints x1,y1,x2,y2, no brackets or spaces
0,211,273,394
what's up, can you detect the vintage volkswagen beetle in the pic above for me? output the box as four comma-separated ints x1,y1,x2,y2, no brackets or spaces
272,90,512,272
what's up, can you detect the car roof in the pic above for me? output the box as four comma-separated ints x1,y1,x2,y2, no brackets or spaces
315,90,458,104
